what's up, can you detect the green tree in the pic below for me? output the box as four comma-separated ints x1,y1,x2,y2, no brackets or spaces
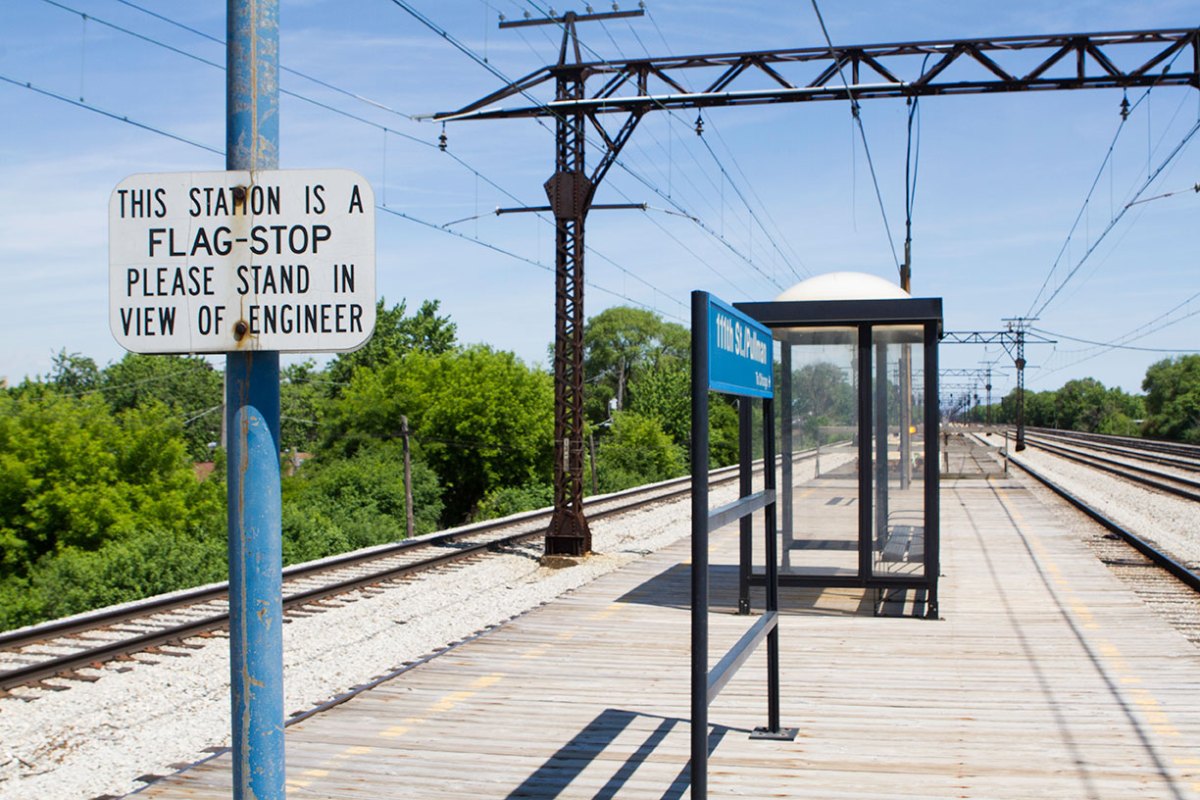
327,298,457,391
0,393,223,578
49,349,100,394
0,392,226,628
592,411,687,493
281,442,442,563
791,361,855,446
474,483,554,520
627,361,690,447
584,306,687,421
99,353,223,460
1142,355,1200,441
281,359,325,453
324,346,553,522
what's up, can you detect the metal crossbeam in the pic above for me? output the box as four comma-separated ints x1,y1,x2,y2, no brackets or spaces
436,25,1196,559
438,28,1200,121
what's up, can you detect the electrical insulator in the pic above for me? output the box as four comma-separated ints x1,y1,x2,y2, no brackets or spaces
438,125,447,152
1119,93,1130,121
694,113,704,136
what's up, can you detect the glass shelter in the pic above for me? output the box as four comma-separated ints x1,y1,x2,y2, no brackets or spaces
737,273,942,618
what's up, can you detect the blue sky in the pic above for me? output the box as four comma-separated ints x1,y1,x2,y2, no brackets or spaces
1,0,1198,399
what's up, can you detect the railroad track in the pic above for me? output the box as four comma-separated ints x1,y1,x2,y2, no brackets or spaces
1021,432,1200,501
0,448,830,693
1025,427,1200,472
1006,451,1200,596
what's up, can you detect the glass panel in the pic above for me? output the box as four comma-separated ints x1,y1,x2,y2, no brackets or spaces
780,328,859,576
870,326,926,578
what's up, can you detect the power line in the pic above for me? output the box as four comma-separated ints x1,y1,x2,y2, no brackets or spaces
809,0,901,276
377,205,685,322
394,0,786,293
1028,117,1200,318
523,0,806,283
29,1,686,319
0,73,223,155
1025,45,1196,318
4,73,680,325
39,0,435,150
1032,326,1200,354
111,0,414,122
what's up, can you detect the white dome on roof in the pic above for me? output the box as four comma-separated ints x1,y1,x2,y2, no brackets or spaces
774,271,909,302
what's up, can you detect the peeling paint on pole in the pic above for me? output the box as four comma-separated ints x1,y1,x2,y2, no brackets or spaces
226,1,285,799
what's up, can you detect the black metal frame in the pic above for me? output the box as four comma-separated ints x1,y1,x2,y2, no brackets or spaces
736,297,943,619
434,25,1199,560
690,291,794,800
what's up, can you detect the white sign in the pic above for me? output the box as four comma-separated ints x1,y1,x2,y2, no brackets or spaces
109,169,376,354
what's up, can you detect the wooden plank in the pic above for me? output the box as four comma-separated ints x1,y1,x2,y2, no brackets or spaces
138,449,1200,799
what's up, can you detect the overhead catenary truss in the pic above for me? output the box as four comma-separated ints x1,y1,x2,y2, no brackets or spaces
942,324,1056,449
436,18,1200,555
441,27,1200,121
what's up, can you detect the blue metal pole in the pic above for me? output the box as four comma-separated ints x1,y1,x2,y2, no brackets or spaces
690,291,710,800
226,1,284,798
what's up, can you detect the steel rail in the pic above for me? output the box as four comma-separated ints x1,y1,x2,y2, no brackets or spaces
1009,456,1200,593
1023,435,1200,501
1026,426,1200,465
1025,430,1200,472
0,458,755,653
1,447,830,691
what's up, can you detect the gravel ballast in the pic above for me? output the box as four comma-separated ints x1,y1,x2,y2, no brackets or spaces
0,478,763,800
1008,442,1200,568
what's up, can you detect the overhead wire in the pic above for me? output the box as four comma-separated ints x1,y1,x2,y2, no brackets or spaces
1025,43,1196,318
30,0,684,319
377,205,684,321
568,0,808,282
396,0,787,292
112,0,415,121
808,0,901,276
0,74,223,155
1027,116,1200,319
388,0,750,304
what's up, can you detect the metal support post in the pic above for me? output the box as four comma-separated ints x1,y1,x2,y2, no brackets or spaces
737,399,753,615
545,17,591,556
874,343,889,554
780,346,793,571
762,397,781,732
402,415,414,539
226,1,284,798
689,291,710,800
1015,328,1027,452
856,325,873,581
985,367,993,428
923,322,940,618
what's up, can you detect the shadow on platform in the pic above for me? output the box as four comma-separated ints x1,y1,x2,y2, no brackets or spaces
505,707,736,800
613,563,875,617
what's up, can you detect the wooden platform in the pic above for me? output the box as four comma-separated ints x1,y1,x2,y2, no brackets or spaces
136,471,1200,799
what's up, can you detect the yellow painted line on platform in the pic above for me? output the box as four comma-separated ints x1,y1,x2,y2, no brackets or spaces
429,689,474,713
997,488,1186,744
472,673,502,689
380,725,410,738
590,602,624,620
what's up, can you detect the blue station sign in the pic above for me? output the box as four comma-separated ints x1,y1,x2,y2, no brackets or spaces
706,294,774,398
